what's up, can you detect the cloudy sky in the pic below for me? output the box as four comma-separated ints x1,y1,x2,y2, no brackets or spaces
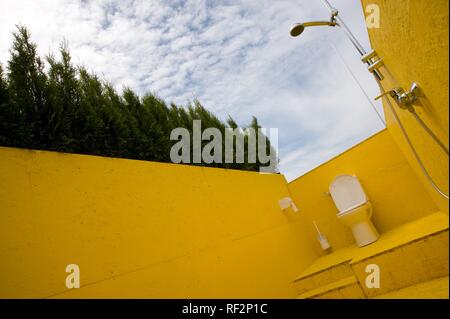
0,0,385,181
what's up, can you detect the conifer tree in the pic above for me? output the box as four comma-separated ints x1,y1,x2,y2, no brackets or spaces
0,63,11,145
0,25,278,173
7,25,48,148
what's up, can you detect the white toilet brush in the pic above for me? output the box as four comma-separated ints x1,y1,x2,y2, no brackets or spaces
313,221,331,251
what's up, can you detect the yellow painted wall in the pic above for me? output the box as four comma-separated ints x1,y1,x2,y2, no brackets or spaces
0,146,318,298
361,0,449,213
287,129,438,251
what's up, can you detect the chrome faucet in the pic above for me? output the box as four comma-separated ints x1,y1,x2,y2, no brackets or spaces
375,82,423,111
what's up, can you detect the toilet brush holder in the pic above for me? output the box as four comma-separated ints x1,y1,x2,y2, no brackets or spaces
317,233,331,250
313,221,331,251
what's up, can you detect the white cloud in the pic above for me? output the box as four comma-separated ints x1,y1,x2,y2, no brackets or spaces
0,0,385,181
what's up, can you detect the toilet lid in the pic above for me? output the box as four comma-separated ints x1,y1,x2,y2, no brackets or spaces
329,175,367,213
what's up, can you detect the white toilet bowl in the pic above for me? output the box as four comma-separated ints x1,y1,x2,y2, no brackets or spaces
330,175,379,247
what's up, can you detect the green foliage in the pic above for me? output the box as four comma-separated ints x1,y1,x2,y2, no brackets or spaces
0,26,278,172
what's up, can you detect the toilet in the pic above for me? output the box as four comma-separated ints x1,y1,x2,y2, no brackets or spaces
329,174,379,247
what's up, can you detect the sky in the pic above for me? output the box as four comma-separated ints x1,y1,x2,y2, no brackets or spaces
0,0,385,181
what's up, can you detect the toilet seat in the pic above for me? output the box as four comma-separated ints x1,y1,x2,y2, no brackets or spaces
337,201,370,217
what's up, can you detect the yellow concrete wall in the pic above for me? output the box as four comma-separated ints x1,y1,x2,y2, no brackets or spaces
0,146,318,298
287,129,438,251
361,0,449,213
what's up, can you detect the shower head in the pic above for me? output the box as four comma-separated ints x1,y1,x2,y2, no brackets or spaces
290,21,338,37
290,24,304,37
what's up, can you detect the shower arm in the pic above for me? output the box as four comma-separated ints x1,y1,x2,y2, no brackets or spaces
320,0,383,80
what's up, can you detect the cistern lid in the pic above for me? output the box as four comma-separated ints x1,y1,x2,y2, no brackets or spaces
329,174,367,212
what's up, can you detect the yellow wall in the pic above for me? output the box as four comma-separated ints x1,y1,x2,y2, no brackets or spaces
287,129,438,251
361,0,449,213
0,146,318,298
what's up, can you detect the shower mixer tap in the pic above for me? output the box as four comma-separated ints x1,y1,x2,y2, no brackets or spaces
375,82,423,111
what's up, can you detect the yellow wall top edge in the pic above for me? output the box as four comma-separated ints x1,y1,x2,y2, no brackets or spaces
0,145,282,178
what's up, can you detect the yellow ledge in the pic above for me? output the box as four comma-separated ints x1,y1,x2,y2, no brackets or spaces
297,276,359,299
374,276,449,299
